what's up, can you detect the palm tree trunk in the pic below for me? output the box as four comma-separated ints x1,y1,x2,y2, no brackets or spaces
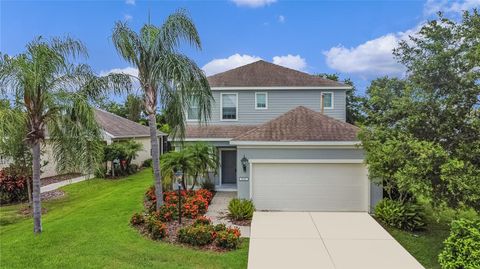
148,112,164,209
31,141,42,234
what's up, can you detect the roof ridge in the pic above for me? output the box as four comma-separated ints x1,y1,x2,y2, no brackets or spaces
94,108,166,135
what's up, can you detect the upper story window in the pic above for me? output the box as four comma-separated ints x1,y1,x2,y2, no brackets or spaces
187,98,199,121
321,92,334,109
221,93,238,120
255,92,268,109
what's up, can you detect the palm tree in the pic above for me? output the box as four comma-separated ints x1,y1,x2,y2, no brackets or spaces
187,143,218,190
0,36,130,233
112,9,212,210
160,150,194,191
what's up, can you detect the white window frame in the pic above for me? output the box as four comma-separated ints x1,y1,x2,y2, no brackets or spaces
220,93,238,121
186,98,200,122
255,92,268,110
321,91,334,110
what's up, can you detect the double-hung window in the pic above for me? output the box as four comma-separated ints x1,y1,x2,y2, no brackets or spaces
255,92,268,109
221,93,238,120
321,92,334,109
187,97,200,121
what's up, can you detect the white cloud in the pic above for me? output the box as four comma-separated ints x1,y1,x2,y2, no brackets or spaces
202,54,262,76
424,0,480,16
278,15,285,23
272,54,307,71
231,0,276,8
322,27,421,78
100,67,138,78
125,0,135,5
124,14,133,21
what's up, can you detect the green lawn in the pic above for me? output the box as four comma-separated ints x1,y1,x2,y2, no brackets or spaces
383,220,449,269
0,169,249,269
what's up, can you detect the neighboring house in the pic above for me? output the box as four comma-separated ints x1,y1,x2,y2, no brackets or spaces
174,60,382,212
40,109,167,178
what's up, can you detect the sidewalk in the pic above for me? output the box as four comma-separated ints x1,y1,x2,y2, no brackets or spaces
205,191,251,237
40,175,91,193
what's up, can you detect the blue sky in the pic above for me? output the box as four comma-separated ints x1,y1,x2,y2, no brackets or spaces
1,0,479,99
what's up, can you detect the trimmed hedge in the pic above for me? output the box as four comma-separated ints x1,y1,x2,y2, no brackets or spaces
438,219,480,269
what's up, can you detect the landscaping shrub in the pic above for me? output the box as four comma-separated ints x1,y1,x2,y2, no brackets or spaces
215,227,241,250
228,199,255,221
193,216,212,226
0,166,31,204
214,223,227,232
156,204,179,222
94,166,107,179
438,219,480,269
375,198,425,231
177,224,215,246
196,189,214,204
127,164,139,174
147,219,167,240
130,212,145,226
200,179,215,192
145,187,213,218
142,158,152,168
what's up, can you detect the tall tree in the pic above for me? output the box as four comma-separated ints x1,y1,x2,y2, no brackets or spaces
112,9,212,210
125,94,144,122
361,10,480,211
316,73,365,124
0,37,130,233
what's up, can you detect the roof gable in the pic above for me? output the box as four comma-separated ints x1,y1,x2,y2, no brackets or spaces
207,60,347,88
232,106,359,142
94,109,166,138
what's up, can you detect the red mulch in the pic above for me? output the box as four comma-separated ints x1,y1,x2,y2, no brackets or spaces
41,173,82,187
41,189,66,201
230,219,251,226
18,206,48,216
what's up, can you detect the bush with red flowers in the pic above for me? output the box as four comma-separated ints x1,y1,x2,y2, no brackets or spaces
130,212,145,226
193,216,212,226
0,166,31,204
146,218,167,239
177,224,216,246
215,227,241,249
156,204,179,222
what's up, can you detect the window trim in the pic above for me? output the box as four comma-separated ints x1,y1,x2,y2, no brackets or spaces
186,98,200,122
220,92,238,121
321,91,334,110
255,92,268,110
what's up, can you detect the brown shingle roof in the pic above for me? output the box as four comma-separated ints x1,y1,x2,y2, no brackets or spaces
185,125,258,139
207,60,347,88
232,106,359,141
94,109,166,138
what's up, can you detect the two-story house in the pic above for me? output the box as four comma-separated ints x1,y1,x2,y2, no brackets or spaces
175,60,382,212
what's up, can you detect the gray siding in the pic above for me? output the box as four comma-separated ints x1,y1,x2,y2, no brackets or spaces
189,89,346,125
236,147,365,200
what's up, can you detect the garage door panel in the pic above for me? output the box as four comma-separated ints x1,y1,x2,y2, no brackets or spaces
252,163,368,212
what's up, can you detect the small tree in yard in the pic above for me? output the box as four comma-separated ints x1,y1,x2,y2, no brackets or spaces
112,9,213,210
186,142,218,190
360,11,480,212
0,37,131,233
160,150,193,191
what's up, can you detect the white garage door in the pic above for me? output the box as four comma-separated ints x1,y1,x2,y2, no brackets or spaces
251,162,369,212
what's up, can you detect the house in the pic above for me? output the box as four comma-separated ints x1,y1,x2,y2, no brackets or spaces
174,60,382,212
40,109,167,178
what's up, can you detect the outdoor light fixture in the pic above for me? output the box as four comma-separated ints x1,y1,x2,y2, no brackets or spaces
174,171,183,224
241,155,249,172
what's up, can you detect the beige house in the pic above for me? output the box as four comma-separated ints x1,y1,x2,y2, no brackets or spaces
40,109,167,178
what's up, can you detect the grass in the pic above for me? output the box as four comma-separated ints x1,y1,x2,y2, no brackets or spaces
382,220,450,269
0,169,249,269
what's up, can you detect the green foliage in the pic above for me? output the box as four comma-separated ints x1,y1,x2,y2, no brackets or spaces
215,228,241,250
142,159,152,168
94,166,107,179
177,224,215,246
361,11,480,213
193,216,212,226
200,179,215,192
375,199,426,231
103,140,143,176
228,199,255,221
438,219,480,269
0,104,31,171
146,218,167,240
130,212,144,226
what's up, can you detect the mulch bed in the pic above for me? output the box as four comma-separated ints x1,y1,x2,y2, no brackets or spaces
230,219,251,226
18,205,48,216
41,189,66,201
41,173,82,187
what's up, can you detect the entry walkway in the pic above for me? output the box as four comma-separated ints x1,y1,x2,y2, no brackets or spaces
248,212,424,269
205,191,251,237
40,175,91,193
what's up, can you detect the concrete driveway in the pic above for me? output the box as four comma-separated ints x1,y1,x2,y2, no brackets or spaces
248,212,425,269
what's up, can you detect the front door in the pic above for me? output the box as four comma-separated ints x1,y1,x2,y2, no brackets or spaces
221,150,237,184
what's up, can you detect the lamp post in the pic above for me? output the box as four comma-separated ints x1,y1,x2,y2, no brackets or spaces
174,171,183,224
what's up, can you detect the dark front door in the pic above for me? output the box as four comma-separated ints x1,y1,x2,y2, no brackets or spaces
221,150,237,184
